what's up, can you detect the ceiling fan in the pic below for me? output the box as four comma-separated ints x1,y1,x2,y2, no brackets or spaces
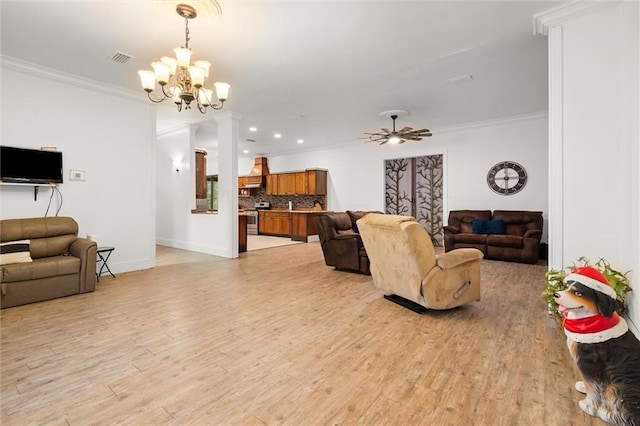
361,110,432,145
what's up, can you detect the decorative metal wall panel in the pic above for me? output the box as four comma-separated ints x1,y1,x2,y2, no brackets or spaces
385,154,443,246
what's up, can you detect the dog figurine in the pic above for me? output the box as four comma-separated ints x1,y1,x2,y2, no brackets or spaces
554,266,640,425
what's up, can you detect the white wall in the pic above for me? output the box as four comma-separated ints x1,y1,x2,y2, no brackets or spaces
0,61,156,274
264,113,549,241
156,123,238,258
540,0,639,332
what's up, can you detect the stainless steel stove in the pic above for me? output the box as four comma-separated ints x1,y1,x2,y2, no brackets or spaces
246,201,270,235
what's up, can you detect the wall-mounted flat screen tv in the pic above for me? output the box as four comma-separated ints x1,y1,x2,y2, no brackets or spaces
0,146,64,184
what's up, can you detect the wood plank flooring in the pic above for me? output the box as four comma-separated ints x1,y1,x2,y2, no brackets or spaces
1,243,601,425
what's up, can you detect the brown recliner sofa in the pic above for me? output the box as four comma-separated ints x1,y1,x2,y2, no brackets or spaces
315,211,379,274
0,217,97,308
444,210,543,264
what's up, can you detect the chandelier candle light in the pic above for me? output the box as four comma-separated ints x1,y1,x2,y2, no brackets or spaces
138,4,229,113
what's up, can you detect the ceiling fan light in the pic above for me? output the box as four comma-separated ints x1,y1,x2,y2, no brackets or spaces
388,135,402,145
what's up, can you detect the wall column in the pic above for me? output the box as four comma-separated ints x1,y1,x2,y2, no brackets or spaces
215,111,241,258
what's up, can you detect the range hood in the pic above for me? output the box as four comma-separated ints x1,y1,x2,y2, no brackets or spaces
245,157,270,187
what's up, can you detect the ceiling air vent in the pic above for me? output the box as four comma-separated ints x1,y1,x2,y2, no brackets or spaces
110,51,133,64
246,138,256,143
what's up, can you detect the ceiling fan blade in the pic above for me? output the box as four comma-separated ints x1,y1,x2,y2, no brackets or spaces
362,115,432,145
368,134,388,142
403,129,431,137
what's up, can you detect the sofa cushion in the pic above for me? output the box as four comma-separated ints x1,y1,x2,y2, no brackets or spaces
504,224,526,237
1,217,78,241
332,213,353,232
0,240,33,265
347,210,382,233
1,217,79,258
453,233,487,244
30,235,77,259
460,223,473,233
2,255,80,283
486,234,524,249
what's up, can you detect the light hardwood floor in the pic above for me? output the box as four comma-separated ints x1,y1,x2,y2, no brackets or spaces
1,244,600,425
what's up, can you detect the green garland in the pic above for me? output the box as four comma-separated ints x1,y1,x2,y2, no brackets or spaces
542,256,632,328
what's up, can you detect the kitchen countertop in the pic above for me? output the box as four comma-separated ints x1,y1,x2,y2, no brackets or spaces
260,209,328,214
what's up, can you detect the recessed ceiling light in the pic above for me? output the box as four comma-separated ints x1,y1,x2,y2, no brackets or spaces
274,133,282,139
297,139,304,144
249,127,257,132
243,149,249,154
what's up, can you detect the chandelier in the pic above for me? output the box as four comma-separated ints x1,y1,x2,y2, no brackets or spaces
137,4,229,113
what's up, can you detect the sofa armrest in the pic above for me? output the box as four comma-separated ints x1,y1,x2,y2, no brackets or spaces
70,238,97,293
436,248,483,269
443,225,460,234
523,229,542,239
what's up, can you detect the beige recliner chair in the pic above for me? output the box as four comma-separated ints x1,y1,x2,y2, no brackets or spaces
357,213,482,312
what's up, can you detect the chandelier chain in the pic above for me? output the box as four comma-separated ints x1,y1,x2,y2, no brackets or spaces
184,17,191,49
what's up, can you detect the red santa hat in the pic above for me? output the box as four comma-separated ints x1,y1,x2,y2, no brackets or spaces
562,266,627,343
564,266,617,299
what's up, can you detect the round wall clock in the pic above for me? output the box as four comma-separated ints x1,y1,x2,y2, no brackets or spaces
486,161,527,195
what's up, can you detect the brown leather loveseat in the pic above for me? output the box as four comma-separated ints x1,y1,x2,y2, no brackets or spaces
444,210,543,264
316,210,380,274
0,217,97,308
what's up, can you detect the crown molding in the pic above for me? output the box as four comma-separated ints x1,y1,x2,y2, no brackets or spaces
533,0,622,35
0,55,146,103
431,111,548,135
157,124,195,139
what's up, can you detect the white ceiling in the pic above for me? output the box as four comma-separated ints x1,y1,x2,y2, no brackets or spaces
0,0,562,158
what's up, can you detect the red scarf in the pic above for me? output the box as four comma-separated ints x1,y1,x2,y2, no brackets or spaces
562,312,628,343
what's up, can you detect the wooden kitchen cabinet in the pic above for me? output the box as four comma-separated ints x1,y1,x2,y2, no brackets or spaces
307,169,327,195
277,173,296,195
265,169,327,196
294,172,307,195
238,176,248,188
195,150,207,199
266,174,278,195
259,211,291,236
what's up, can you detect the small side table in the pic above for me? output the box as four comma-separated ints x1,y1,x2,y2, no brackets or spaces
96,246,116,282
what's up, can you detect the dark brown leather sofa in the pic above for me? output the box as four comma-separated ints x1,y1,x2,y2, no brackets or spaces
316,211,379,274
444,210,543,264
0,217,97,308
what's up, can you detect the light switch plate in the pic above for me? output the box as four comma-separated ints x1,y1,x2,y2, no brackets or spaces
70,170,85,182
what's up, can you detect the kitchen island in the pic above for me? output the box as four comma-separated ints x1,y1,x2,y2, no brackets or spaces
259,210,327,242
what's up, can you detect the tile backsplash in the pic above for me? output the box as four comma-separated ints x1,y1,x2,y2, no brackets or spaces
239,187,326,210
